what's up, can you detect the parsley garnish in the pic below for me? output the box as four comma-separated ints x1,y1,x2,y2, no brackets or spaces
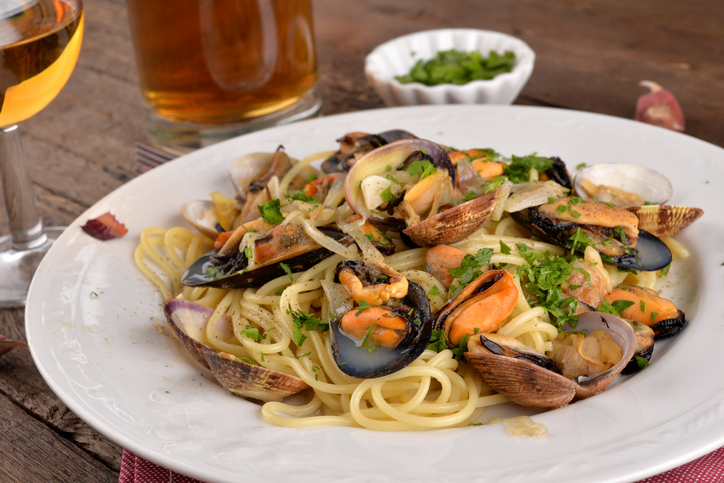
257,198,285,224
286,190,320,203
205,266,223,280
407,160,436,180
499,240,511,255
640,300,646,312
636,356,650,370
287,309,330,347
598,299,635,317
243,325,267,342
89,292,98,298
380,187,399,203
576,163,587,170
504,154,553,183
483,176,505,194
244,245,253,262
386,173,400,185
355,300,372,316
451,333,470,361
280,262,294,283
360,323,376,349
395,49,516,86
650,311,659,322
660,263,671,276
569,228,594,254
428,285,440,296
236,357,258,366
448,248,494,297
427,329,447,352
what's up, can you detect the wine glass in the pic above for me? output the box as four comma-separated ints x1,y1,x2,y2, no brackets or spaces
0,0,84,307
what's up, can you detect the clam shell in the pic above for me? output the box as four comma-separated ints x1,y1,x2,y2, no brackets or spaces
202,348,309,402
626,205,703,238
465,312,637,409
180,200,221,238
403,187,500,246
573,163,672,206
164,299,309,402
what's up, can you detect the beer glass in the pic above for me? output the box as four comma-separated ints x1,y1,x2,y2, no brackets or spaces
126,0,321,152
0,0,84,307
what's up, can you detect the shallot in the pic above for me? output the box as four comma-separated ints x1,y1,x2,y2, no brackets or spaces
635,80,685,132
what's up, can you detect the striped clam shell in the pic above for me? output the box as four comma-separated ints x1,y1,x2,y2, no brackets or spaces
626,205,703,238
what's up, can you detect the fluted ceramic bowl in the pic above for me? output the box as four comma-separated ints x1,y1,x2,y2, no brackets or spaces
365,29,535,106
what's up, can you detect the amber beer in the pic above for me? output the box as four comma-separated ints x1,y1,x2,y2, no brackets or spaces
126,0,320,148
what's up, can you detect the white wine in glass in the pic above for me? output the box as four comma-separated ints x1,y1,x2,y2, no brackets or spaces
0,0,84,307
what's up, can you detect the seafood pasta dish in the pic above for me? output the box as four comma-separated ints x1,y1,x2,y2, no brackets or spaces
134,130,701,431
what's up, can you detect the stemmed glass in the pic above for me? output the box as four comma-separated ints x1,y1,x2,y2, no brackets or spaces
0,0,84,307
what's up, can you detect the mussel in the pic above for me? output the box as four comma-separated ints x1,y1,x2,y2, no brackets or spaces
433,270,519,347
182,224,353,289
164,298,309,402
465,312,637,409
321,129,419,173
602,285,687,340
510,197,672,271
324,261,433,378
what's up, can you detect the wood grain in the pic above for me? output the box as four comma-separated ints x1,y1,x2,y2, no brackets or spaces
1,0,722,480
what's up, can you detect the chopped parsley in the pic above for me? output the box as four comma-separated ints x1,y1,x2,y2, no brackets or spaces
355,300,372,316
499,240,511,255
650,311,659,322
244,245,253,261
242,325,266,342
286,190,320,203
380,187,399,203
406,160,436,180
504,154,554,183
257,198,285,224
89,291,99,298
636,356,650,370
287,309,330,347
598,299,635,317
568,228,594,254
428,285,440,296
576,163,587,170
427,329,447,352
451,333,470,361
448,248,494,297
205,266,223,280
640,300,646,312
386,173,400,185
395,49,516,86
660,263,671,276
306,173,318,183
280,262,295,283
236,357,258,366
483,176,505,194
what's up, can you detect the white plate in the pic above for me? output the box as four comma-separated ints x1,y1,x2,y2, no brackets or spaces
26,105,724,483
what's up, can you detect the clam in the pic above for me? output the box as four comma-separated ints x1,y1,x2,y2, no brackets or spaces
345,138,505,246
626,205,704,238
573,163,673,207
321,129,418,173
180,200,222,238
602,285,687,340
325,261,433,378
182,224,353,289
465,312,637,409
164,299,309,401
510,197,672,272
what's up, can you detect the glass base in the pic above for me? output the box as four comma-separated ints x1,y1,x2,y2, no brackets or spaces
145,87,322,154
0,226,64,308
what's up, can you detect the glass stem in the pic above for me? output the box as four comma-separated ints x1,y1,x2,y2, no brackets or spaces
0,125,47,250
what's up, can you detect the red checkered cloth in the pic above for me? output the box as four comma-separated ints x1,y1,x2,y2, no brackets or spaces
120,447,724,482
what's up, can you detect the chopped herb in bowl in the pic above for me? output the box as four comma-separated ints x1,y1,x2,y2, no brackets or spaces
395,49,517,86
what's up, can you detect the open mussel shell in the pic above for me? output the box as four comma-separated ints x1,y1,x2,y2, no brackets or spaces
573,163,673,206
164,299,309,402
329,281,433,379
510,208,672,272
181,228,351,289
626,205,704,238
465,312,637,409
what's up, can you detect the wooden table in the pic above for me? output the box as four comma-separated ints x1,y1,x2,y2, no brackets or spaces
1,0,722,480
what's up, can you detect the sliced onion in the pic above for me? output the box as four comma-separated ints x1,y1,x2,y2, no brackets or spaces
505,181,569,213
492,180,513,222
337,216,383,264
302,220,358,259
320,280,354,323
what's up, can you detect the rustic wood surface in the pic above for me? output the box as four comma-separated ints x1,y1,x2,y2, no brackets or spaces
1,0,722,480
